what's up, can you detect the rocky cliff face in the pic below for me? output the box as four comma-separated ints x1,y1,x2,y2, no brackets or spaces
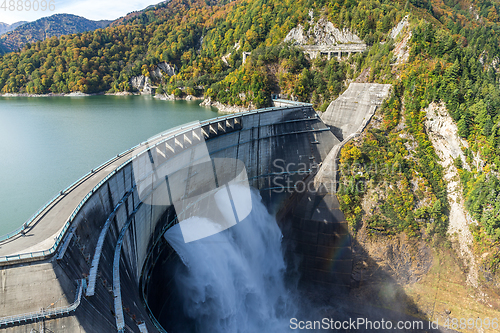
0,21,27,36
151,62,175,80
0,14,110,53
130,75,152,94
284,17,363,46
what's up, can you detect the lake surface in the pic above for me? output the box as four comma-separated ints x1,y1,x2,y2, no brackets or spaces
0,95,220,235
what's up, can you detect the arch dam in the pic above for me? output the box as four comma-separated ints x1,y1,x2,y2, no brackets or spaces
0,83,391,333
301,44,367,60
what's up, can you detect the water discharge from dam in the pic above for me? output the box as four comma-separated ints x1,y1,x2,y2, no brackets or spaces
163,188,297,333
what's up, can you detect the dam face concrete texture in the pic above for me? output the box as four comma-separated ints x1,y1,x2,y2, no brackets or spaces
0,84,391,332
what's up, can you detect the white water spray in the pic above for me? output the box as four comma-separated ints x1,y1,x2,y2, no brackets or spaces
164,187,296,333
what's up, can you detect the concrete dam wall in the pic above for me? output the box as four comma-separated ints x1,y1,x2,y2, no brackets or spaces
0,104,340,333
281,83,392,289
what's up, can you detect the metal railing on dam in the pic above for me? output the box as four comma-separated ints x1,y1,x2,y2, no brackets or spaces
0,101,318,266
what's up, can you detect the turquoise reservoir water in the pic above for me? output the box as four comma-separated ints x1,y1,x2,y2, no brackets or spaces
0,95,220,235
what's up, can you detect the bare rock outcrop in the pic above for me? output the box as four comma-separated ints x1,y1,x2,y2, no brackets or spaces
393,31,411,65
284,17,363,46
390,16,411,65
389,15,409,40
424,102,478,287
151,62,175,80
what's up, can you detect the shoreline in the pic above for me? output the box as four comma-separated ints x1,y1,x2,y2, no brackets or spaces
0,91,254,114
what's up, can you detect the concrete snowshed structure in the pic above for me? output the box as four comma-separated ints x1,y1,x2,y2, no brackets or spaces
0,83,391,333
